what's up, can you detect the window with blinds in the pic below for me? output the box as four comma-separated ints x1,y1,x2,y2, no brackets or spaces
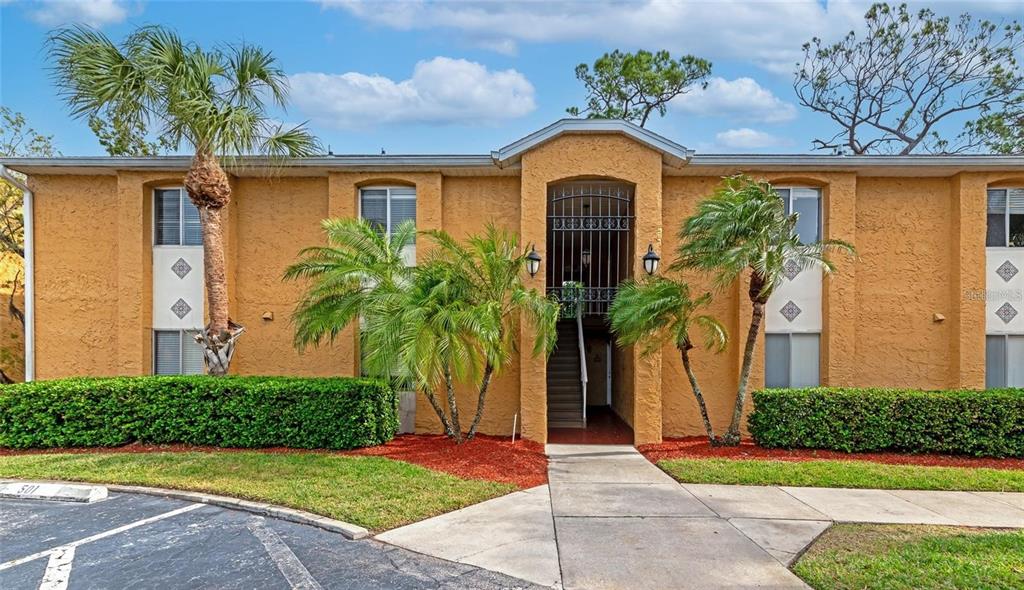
987,188,1024,248
986,334,1024,388
153,330,205,375
776,187,822,244
359,186,416,241
765,333,820,388
155,188,203,246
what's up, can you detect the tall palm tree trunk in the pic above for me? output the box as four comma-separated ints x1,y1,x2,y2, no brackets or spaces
199,206,229,337
444,364,463,442
679,344,715,443
724,299,765,445
466,362,494,440
184,151,240,376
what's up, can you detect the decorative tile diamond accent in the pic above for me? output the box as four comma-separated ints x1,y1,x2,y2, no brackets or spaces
171,257,192,279
780,300,802,322
996,260,1019,282
996,302,1018,324
171,298,192,320
783,259,801,281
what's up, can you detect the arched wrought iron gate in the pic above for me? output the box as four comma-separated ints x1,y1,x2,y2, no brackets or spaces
546,181,634,316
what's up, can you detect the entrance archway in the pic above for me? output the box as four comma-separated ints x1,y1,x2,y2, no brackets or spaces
545,180,635,442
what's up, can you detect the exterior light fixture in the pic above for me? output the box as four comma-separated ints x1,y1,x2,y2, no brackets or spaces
526,246,542,277
581,248,591,267
642,244,660,276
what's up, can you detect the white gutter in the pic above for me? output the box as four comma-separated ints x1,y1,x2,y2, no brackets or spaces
0,165,33,381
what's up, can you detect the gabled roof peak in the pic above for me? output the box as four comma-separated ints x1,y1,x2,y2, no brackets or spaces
491,118,693,168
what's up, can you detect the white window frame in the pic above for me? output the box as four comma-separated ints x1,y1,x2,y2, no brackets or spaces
986,333,1024,388
358,185,416,240
152,329,205,375
775,186,823,244
153,187,202,247
987,188,1024,248
765,332,821,388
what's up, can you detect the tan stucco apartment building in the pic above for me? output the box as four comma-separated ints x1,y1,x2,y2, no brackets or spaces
3,119,1024,445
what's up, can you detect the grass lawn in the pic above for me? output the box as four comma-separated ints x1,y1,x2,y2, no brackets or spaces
658,458,1024,491
0,451,515,531
794,524,1024,589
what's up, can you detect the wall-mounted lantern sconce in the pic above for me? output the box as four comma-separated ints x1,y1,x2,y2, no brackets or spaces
581,248,592,267
526,245,542,277
642,244,660,276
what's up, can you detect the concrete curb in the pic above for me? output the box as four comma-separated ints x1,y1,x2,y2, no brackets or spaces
1,478,370,540
0,480,108,503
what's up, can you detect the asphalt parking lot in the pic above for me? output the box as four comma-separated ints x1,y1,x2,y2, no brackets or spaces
0,491,541,589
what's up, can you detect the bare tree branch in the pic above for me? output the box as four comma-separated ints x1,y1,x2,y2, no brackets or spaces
794,3,1024,154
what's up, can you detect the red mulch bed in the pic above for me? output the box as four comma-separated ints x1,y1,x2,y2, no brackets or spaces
345,434,548,489
639,437,1024,471
0,434,549,489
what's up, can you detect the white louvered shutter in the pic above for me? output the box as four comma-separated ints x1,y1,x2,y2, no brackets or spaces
154,331,182,374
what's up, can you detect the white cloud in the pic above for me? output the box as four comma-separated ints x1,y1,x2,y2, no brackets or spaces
714,128,789,149
288,57,536,128
28,0,129,27
673,77,797,124
326,1,1024,74
474,38,518,56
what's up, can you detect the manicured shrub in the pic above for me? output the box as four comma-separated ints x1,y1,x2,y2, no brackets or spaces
748,387,1024,458
0,376,398,450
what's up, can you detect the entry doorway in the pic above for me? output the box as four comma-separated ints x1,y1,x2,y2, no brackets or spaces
545,179,636,444
548,321,634,444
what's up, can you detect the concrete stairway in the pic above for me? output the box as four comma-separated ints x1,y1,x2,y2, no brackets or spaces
547,320,585,429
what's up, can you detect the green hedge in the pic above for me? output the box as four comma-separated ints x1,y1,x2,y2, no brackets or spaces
0,376,398,450
748,387,1024,458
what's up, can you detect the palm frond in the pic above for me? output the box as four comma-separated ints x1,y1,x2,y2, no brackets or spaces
672,174,855,302
48,24,320,161
610,276,725,357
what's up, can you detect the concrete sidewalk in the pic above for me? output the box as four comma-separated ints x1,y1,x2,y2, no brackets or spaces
377,444,1024,589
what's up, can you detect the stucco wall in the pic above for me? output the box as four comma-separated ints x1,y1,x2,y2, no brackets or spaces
229,176,347,376
660,176,743,437
31,174,121,378
24,138,1007,443
658,172,991,437
853,177,953,387
519,133,665,444
441,176,521,237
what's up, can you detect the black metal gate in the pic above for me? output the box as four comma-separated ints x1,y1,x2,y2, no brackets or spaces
546,181,634,316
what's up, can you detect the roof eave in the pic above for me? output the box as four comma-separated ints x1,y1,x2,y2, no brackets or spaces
0,155,500,175
491,119,694,169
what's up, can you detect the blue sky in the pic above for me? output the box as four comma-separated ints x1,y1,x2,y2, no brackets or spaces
1,0,1021,156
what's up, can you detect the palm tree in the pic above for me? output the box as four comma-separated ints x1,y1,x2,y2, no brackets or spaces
673,175,854,445
609,277,726,443
50,25,319,375
286,221,557,443
284,218,416,349
423,225,559,440
362,261,484,442
286,218,474,439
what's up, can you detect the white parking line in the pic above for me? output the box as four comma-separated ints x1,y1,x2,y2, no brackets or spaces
0,503,205,571
39,547,75,590
248,520,324,590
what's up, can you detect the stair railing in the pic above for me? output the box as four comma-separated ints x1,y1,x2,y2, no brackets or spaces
576,303,588,427
561,281,588,427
